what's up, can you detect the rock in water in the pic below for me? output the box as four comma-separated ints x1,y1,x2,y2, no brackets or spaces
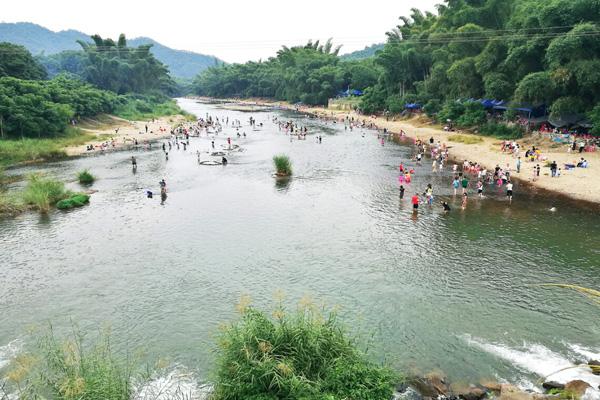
393,386,423,400
411,372,449,397
480,381,502,392
500,384,534,400
588,360,600,376
542,382,565,391
452,385,487,400
564,380,592,397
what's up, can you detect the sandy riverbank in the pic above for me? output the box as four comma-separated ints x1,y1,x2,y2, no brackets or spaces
200,97,600,205
64,114,188,156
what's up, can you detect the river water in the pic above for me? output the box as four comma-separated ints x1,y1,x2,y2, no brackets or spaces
1,98,599,392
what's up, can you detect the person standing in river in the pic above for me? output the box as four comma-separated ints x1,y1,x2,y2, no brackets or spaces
411,193,420,212
131,156,137,169
461,175,469,194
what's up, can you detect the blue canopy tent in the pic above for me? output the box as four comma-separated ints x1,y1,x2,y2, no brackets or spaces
404,103,422,110
337,88,363,97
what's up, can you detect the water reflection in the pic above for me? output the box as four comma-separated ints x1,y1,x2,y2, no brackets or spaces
274,176,291,192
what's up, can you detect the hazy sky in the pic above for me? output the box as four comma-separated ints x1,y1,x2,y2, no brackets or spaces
3,0,439,63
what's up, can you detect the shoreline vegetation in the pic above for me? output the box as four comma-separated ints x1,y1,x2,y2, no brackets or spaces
0,174,92,215
0,105,191,169
2,299,596,400
194,96,600,207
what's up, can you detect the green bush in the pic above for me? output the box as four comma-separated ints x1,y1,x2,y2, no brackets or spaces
456,102,487,127
77,169,95,184
273,154,293,176
213,303,396,399
423,99,442,117
437,100,465,124
113,94,184,121
57,193,90,210
479,122,524,139
21,174,69,213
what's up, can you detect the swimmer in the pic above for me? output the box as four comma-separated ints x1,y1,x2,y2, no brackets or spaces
506,181,513,203
442,201,451,212
222,157,228,165
399,185,405,199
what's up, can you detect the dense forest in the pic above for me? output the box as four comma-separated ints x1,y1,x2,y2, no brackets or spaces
0,36,179,139
193,0,600,135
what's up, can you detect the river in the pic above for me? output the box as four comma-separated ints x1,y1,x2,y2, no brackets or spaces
1,98,599,393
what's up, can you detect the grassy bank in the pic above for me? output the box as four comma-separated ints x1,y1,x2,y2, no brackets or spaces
0,174,91,216
0,128,96,167
114,95,193,121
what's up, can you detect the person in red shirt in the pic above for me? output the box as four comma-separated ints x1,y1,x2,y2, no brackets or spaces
411,193,420,211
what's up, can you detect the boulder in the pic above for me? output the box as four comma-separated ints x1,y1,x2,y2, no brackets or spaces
450,384,487,400
564,380,591,397
410,372,449,398
588,360,600,376
480,380,502,392
393,386,423,400
542,381,565,391
500,384,534,400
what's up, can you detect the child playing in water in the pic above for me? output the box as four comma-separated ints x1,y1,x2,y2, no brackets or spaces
452,176,460,195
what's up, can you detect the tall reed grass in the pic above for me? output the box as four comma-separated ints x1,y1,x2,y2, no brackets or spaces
21,174,69,213
77,170,96,185
213,299,396,399
273,154,293,176
4,326,133,400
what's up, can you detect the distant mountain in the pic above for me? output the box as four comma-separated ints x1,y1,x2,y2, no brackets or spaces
0,22,222,79
340,43,385,61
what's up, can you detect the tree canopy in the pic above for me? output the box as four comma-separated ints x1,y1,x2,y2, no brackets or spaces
193,39,381,105
77,34,175,94
0,42,47,80
193,0,600,133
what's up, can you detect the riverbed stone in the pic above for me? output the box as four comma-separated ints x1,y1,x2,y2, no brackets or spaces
393,386,423,400
500,384,534,400
480,380,502,392
410,372,449,397
450,383,487,400
542,381,565,391
564,380,591,397
588,360,600,375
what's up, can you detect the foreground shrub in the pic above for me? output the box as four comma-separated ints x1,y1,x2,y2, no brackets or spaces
273,154,293,176
21,174,69,213
213,301,396,399
5,327,133,400
56,193,90,210
77,169,95,184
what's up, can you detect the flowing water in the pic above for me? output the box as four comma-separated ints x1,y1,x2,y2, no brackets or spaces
1,98,599,391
